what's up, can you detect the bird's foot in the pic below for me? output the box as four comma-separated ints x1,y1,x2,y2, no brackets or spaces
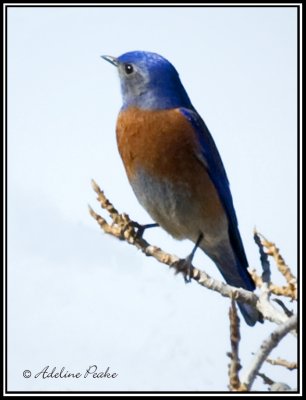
175,255,194,283
175,233,203,284
131,222,159,239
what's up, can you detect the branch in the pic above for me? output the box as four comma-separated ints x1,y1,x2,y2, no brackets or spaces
257,373,294,392
89,180,257,302
266,357,297,371
90,180,298,392
254,231,297,300
257,372,274,386
253,231,296,327
249,270,297,300
272,299,294,317
228,300,243,391
253,229,271,285
89,180,292,325
240,315,297,391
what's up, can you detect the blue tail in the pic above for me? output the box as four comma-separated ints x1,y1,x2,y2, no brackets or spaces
214,257,261,326
237,302,260,327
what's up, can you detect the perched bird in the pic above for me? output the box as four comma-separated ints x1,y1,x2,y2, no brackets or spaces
102,51,260,326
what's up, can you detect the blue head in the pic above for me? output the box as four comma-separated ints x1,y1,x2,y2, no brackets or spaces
102,51,193,110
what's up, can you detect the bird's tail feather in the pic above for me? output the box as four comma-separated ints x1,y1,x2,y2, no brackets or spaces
213,258,262,326
237,302,261,327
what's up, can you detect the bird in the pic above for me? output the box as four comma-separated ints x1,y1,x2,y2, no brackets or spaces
102,50,261,326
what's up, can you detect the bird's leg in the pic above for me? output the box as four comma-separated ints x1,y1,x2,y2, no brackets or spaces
189,233,204,263
131,222,159,238
177,233,203,283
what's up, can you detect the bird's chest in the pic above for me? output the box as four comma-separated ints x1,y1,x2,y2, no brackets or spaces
116,107,204,238
116,107,198,184
115,107,224,240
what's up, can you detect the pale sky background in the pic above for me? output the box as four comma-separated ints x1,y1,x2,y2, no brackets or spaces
7,6,298,392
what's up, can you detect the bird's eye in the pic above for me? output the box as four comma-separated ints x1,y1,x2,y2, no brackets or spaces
124,63,134,75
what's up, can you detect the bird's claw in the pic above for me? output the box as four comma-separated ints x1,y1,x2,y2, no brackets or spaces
175,255,194,283
131,222,159,239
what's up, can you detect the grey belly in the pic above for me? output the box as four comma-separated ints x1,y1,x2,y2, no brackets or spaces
129,169,227,248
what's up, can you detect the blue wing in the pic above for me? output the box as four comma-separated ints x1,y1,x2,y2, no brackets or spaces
180,107,254,290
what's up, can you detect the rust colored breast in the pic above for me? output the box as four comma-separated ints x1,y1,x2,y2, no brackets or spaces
116,106,226,233
116,107,200,184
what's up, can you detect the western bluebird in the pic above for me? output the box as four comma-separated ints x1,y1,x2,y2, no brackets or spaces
102,51,260,326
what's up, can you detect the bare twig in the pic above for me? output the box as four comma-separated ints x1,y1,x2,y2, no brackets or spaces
254,230,271,285
266,357,297,370
257,372,274,386
252,230,296,327
250,269,297,301
254,230,273,326
228,300,242,391
272,299,294,317
270,382,293,391
260,233,296,283
255,231,297,299
240,315,297,390
257,373,294,392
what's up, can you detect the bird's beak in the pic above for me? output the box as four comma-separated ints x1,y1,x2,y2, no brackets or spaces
101,55,119,67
